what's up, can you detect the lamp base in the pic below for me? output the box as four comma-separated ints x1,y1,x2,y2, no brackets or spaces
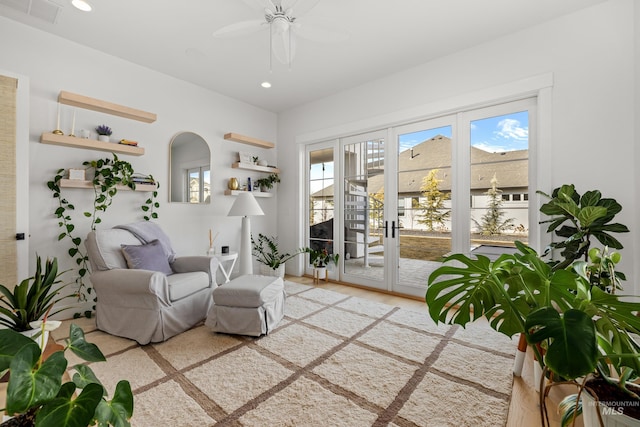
238,216,253,276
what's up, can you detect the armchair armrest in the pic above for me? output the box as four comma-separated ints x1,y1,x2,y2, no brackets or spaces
90,269,171,309
171,256,219,285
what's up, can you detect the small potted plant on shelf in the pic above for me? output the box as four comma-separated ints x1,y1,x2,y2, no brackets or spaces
95,125,112,142
255,173,280,192
251,233,303,278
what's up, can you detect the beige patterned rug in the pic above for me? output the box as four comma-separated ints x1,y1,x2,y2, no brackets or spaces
52,282,516,427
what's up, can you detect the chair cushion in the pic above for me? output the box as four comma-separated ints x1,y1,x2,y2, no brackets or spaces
213,275,284,308
121,240,174,275
167,271,210,301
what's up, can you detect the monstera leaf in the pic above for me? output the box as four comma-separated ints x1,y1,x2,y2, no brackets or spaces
525,307,597,380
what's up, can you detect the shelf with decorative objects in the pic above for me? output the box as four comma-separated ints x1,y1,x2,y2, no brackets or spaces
231,162,280,173
58,179,157,192
224,132,279,196
40,132,145,156
40,91,156,155
224,190,274,198
224,132,274,149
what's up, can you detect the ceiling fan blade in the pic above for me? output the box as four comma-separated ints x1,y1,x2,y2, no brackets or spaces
213,20,267,38
280,0,320,17
294,22,350,43
239,0,276,12
271,27,297,65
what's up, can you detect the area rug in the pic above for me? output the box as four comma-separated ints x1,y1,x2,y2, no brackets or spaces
51,281,516,427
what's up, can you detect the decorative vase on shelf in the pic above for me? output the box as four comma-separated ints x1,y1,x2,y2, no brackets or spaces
258,159,268,167
228,177,239,190
97,135,110,142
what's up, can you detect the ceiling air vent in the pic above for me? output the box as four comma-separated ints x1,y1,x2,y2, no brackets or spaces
0,0,62,24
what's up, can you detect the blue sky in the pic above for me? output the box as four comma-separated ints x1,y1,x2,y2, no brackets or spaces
398,110,529,153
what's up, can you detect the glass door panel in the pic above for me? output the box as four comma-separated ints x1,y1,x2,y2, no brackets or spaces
468,107,530,259
393,120,454,297
341,130,387,290
307,147,337,276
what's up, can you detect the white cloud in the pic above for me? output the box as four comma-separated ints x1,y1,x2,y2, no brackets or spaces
495,118,528,141
472,142,508,153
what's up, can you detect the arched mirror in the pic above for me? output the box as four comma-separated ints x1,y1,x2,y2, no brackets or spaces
169,132,211,203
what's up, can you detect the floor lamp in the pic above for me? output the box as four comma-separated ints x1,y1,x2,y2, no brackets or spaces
227,192,264,276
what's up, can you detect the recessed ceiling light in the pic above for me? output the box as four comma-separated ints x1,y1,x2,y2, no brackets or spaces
71,0,92,12
261,82,272,88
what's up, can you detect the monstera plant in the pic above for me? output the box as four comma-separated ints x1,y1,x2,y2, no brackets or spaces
426,184,640,426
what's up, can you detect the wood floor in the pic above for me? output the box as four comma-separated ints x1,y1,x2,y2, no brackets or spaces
286,275,570,427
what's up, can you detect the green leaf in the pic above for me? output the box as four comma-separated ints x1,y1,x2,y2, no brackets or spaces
6,349,67,414
0,329,38,374
36,381,104,427
576,206,607,227
525,307,597,379
66,224,74,233
72,364,104,391
94,380,134,427
68,324,106,363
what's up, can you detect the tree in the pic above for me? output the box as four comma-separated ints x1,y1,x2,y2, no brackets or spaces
475,173,514,236
417,169,450,231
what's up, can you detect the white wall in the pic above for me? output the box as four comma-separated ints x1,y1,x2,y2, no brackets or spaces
278,0,639,292
0,17,278,313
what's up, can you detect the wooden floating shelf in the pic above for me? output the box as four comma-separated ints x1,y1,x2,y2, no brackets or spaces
224,190,274,198
41,132,145,156
232,162,280,173
58,91,157,123
224,133,274,149
59,179,157,192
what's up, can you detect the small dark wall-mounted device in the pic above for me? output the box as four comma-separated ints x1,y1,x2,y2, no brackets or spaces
221,246,229,254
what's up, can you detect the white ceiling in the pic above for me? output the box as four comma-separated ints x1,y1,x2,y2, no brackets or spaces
1,0,606,113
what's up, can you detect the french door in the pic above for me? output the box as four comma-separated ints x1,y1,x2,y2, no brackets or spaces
305,98,534,298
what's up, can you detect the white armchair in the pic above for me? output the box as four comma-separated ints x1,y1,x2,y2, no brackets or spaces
85,223,218,344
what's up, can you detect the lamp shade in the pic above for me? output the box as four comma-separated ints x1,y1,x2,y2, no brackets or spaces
227,192,264,217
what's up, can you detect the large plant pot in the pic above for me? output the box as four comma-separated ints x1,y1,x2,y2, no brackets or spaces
20,328,50,351
582,383,640,427
259,264,284,278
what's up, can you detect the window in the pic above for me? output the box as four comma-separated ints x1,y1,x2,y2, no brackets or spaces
187,167,210,203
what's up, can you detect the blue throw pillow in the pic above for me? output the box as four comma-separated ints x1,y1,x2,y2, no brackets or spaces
121,239,173,275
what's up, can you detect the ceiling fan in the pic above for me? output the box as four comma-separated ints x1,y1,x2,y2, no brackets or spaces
213,0,348,69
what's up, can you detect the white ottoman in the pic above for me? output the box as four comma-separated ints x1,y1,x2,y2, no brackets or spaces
205,275,286,336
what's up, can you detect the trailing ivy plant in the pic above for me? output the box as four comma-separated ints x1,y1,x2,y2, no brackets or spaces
47,154,159,318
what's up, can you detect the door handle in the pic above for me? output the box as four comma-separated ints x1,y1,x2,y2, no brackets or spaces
391,221,402,238
384,221,388,238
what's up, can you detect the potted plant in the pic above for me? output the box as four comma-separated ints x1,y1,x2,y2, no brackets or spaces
251,233,303,278
255,173,280,192
0,323,133,427
304,246,339,284
305,246,339,269
425,185,640,426
95,125,112,142
0,256,72,348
